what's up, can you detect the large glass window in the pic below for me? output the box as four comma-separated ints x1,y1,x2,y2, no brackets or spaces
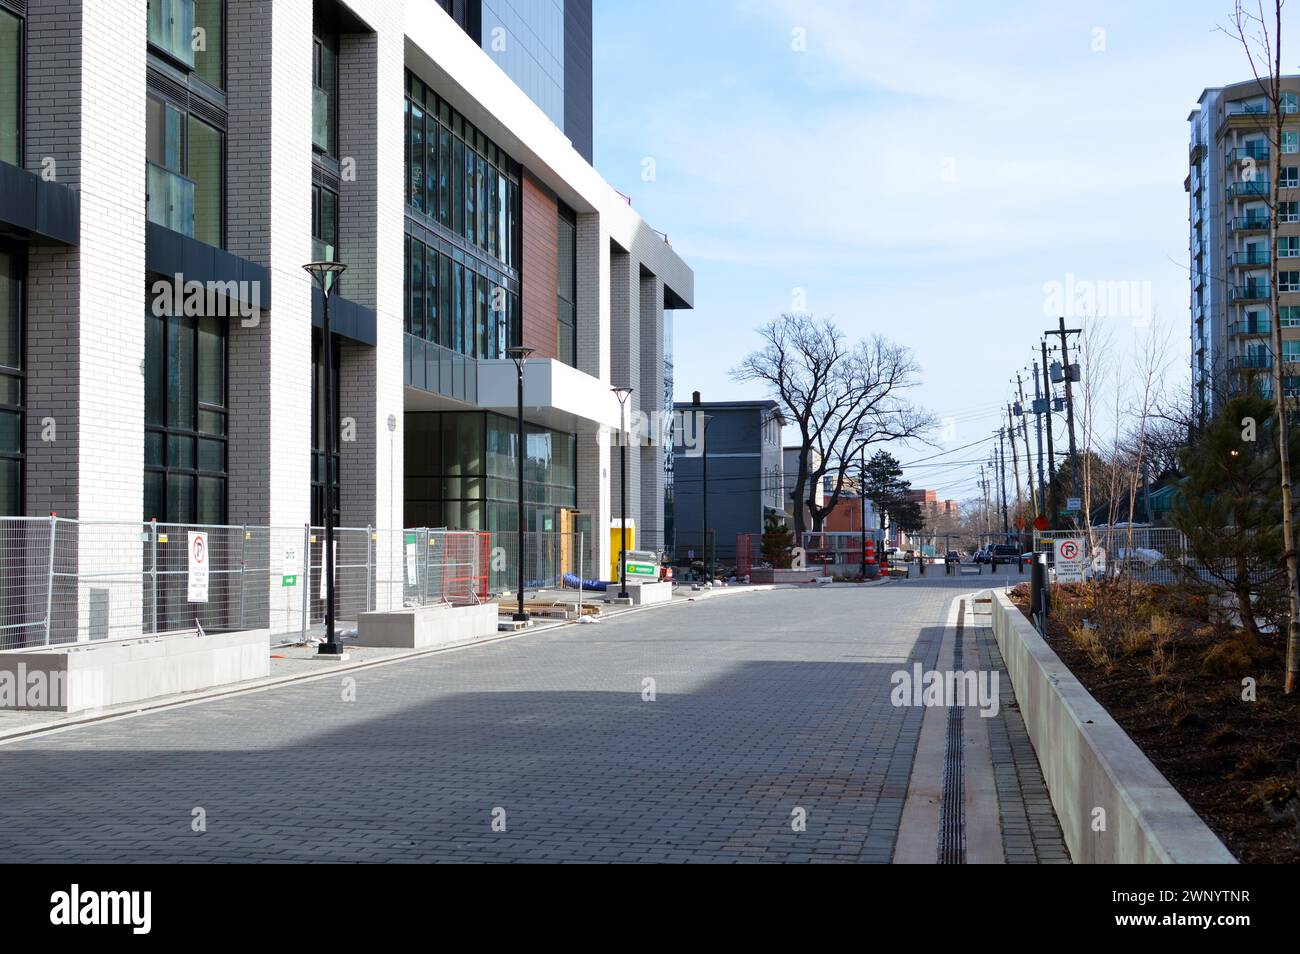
144,305,227,524
147,0,223,91
146,94,223,246
404,72,520,273
313,29,339,157
405,411,576,541
0,246,21,515
0,8,20,167
312,183,338,262
403,234,517,362
557,206,577,367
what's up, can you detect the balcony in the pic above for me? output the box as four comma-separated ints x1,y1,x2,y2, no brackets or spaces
1190,136,1205,163
1228,248,1271,267
1228,179,1271,198
146,162,195,238
404,335,477,404
1227,145,1271,164
147,0,196,68
1229,318,1272,336
1230,215,1271,232
1230,283,1271,302
1230,353,1273,370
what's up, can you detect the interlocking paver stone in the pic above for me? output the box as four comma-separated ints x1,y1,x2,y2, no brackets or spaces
0,577,1062,862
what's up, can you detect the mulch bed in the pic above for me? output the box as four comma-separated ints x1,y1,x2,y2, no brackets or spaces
1008,581,1300,864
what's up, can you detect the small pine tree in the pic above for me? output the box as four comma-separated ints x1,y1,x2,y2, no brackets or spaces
1169,394,1296,641
760,513,794,568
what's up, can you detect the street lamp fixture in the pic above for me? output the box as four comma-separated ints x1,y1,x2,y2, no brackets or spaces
506,346,534,622
303,260,348,656
612,386,634,599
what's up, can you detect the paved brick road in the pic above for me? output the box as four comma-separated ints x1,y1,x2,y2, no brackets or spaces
0,578,1054,863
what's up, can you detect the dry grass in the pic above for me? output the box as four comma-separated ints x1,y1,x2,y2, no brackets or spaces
1069,621,1114,672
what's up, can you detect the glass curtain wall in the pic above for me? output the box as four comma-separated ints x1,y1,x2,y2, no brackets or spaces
405,411,576,534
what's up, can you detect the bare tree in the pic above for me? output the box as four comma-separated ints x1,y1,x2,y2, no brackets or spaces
1224,0,1300,692
732,314,933,537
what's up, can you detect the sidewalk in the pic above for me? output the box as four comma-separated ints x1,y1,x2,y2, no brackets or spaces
0,580,780,745
895,588,1069,864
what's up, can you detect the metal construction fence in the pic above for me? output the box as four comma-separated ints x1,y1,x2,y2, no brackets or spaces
0,517,544,651
1033,527,1196,584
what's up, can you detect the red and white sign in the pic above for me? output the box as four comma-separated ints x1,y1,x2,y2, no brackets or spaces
1053,536,1085,583
187,530,209,603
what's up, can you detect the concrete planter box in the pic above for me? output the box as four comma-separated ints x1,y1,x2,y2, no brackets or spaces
0,629,271,713
356,602,500,649
750,568,823,584
990,591,1235,864
625,580,672,605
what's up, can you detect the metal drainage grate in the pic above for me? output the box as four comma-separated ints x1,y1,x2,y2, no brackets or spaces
939,599,967,864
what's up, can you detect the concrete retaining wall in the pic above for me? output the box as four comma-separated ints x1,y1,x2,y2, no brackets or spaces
0,629,271,713
990,591,1236,864
355,602,500,649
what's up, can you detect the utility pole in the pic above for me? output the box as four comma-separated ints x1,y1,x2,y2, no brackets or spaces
1006,403,1022,508
1016,372,1037,516
1041,341,1057,528
979,464,990,534
1046,316,1082,501
1031,360,1047,517
997,428,1009,535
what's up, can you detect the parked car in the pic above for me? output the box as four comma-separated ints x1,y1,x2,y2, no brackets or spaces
945,550,960,563
973,547,990,564
989,544,1020,565
903,549,916,563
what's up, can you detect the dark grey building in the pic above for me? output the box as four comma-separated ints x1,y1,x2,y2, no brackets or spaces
672,400,784,564
439,0,593,163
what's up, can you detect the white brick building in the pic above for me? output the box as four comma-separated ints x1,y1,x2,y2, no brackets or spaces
0,0,692,604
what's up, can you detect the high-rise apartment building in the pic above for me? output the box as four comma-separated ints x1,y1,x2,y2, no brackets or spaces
1188,77,1300,420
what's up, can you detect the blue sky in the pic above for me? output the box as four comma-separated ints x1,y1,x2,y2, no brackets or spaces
591,0,1275,503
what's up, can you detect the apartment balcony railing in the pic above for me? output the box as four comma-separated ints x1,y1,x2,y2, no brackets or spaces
1228,102,1270,116
1229,318,1272,336
147,0,196,67
403,334,477,404
1229,353,1273,370
1226,145,1270,164
1230,283,1271,302
1229,248,1271,267
1228,179,1271,198
1230,215,1271,232
146,162,195,238
313,86,330,153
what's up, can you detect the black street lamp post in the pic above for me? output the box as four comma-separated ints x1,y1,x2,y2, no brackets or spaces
701,414,714,584
612,386,633,599
506,346,534,622
303,260,348,656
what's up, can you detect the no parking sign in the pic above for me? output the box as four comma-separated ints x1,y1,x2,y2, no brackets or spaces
1053,536,1085,583
187,531,209,603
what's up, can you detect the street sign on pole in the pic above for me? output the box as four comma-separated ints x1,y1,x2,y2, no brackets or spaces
1066,496,1082,512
